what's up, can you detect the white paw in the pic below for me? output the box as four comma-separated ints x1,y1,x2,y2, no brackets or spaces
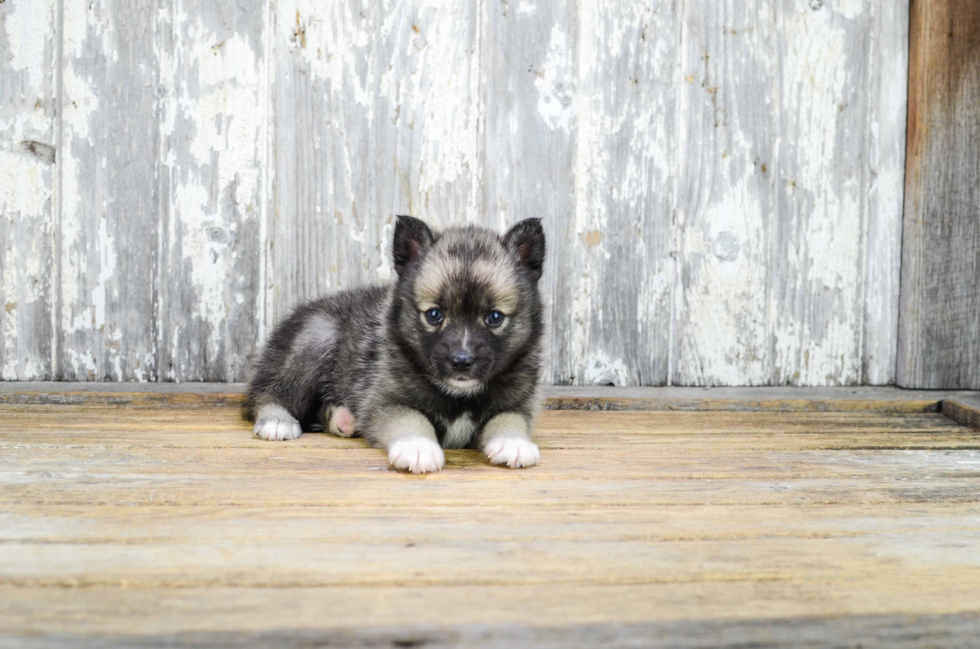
485,437,540,468
254,404,302,441
388,438,445,474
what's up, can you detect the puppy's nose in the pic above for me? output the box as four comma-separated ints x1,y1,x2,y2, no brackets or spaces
450,351,475,372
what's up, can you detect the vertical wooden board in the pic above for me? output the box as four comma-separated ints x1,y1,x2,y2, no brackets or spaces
160,0,267,381
482,0,577,384
672,0,776,386
270,0,384,317
270,0,485,327
375,0,485,229
861,0,908,385
771,0,872,385
58,0,161,381
563,0,675,386
897,0,980,390
0,0,56,380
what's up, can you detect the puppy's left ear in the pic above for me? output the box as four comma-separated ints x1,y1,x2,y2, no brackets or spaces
503,218,546,282
393,215,434,276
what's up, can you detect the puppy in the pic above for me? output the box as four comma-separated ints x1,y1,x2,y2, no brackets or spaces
244,216,545,473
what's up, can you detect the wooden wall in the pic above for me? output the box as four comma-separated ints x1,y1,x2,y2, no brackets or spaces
897,0,980,390
1,0,912,386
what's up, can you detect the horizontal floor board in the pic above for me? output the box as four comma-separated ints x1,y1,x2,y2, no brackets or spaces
2,581,980,638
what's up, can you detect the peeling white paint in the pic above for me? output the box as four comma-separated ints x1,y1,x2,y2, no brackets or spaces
3,0,49,86
0,0,911,385
534,24,574,132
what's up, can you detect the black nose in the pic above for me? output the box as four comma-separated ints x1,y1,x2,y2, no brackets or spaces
450,352,475,372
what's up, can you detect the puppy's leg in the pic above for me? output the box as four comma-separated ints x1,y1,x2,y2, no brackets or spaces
324,405,357,438
254,403,303,441
480,413,540,468
374,408,444,474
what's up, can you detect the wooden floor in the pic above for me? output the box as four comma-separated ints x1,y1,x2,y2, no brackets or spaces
1,388,980,647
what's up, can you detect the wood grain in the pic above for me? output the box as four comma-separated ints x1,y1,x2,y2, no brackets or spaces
158,0,267,381
942,394,980,431
1,401,979,645
0,0,916,387
562,0,675,386
482,0,577,384
771,0,873,386
58,0,160,381
270,0,484,325
897,0,980,389
0,0,56,381
674,0,775,385
863,0,909,384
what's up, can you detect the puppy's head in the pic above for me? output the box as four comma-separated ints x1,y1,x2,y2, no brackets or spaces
391,216,545,397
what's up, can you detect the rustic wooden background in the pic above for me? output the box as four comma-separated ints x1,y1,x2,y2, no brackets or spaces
3,0,968,389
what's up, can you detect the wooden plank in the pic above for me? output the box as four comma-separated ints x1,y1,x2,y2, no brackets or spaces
58,0,161,380
943,394,980,431
897,0,980,389
559,0,675,385
1,588,979,647
482,0,576,384
0,0,56,380
158,0,267,381
3,383,977,412
5,502,980,544
673,0,775,386
771,0,874,386
269,0,484,327
863,0,909,384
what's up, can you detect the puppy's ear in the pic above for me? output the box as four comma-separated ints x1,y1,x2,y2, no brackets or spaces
503,218,546,282
393,215,434,276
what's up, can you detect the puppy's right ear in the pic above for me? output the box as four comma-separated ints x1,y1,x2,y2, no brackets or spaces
392,215,434,276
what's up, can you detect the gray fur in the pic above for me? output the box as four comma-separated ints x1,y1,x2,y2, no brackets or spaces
244,217,546,470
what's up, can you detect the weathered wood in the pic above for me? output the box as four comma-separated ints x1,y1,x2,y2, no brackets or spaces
897,0,980,390
1,401,979,645
0,0,56,381
158,0,267,381
58,0,161,380
3,383,977,413
771,0,873,385
863,0,909,384
269,0,484,328
942,394,980,431
559,0,676,386
1,593,979,648
673,0,775,386
482,0,576,384
0,1,919,386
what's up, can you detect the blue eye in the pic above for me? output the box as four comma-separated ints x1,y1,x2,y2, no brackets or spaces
425,308,444,325
485,310,505,328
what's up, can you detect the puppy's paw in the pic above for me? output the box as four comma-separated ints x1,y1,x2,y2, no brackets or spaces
388,438,445,474
327,406,356,438
485,437,540,468
254,405,302,441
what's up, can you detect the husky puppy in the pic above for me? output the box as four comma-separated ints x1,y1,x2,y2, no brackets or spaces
244,216,545,473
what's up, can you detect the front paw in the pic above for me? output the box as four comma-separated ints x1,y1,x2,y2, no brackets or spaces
254,418,302,441
388,438,445,474
484,437,540,468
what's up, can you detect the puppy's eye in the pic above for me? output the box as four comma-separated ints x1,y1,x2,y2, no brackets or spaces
424,308,444,325
484,310,505,328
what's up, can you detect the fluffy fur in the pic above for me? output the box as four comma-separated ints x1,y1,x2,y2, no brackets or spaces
244,216,546,473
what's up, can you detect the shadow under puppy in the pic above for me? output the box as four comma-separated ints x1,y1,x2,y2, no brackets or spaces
244,216,545,473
